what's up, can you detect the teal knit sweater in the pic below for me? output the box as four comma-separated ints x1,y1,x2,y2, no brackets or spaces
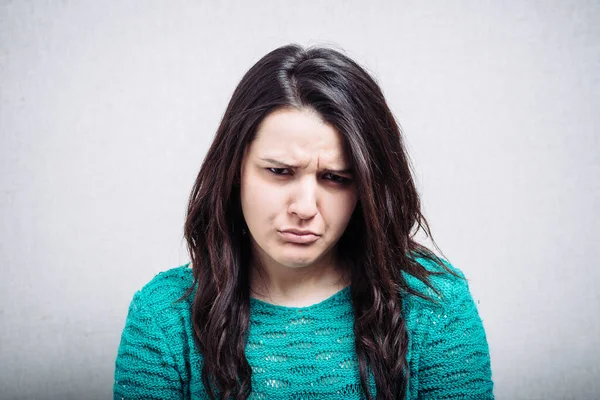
113,258,494,399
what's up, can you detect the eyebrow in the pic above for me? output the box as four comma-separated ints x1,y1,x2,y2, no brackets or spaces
259,158,353,174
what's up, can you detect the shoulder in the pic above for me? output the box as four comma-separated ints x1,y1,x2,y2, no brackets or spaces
129,262,196,318
401,258,495,397
400,256,488,348
401,256,471,310
115,264,198,395
400,256,489,350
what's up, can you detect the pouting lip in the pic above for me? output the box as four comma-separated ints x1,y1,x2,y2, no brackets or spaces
280,228,320,236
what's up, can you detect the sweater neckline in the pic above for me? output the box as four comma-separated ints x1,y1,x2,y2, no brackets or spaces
249,284,351,312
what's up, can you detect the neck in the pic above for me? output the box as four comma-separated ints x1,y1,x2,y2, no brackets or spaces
248,251,350,306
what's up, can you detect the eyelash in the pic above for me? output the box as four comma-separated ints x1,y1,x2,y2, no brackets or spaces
267,168,353,185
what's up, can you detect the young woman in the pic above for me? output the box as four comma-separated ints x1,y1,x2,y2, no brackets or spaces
113,44,494,399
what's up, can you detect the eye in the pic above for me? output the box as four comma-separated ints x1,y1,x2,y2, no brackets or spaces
267,167,292,176
323,172,353,185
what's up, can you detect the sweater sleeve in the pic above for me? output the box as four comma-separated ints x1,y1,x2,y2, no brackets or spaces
113,292,184,400
417,270,494,399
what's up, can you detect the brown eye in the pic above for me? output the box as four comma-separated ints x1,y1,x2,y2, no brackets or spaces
323,172,353,185
267,168,292,176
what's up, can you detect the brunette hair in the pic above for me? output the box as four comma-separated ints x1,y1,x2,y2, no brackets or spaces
182,43,459,400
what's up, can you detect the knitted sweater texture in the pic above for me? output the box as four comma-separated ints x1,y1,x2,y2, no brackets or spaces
113,258,494,399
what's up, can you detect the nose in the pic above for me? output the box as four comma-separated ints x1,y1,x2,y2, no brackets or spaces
288,177,318,220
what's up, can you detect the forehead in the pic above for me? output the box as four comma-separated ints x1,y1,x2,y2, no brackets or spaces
250,108,348,163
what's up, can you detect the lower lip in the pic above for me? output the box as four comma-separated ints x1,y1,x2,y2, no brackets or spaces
279,231,319,244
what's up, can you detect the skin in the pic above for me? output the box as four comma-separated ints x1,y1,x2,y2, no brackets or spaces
239,107,359,307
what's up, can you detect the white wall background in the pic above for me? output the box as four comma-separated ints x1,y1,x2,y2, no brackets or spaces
1,1,598,399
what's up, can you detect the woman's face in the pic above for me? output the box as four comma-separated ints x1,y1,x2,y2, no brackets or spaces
239,107,358,272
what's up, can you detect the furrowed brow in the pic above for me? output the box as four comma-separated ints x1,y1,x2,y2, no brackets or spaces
260,158,298,168
260,158,352,174
328,166,353,174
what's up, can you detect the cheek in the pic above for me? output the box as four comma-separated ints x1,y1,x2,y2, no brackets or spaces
323,193,357,230
241,178,283,225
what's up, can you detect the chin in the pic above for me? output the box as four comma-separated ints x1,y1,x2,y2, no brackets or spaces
275,254,317,269
276,241,331,266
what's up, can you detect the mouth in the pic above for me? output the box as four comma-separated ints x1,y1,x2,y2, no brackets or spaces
278,231,320,244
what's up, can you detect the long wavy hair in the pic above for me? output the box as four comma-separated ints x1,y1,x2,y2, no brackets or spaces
181,43,459,400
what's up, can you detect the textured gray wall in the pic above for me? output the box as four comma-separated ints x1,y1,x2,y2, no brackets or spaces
1,1,598,399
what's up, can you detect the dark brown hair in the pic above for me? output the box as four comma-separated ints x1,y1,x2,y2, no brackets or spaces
181,43,459,400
